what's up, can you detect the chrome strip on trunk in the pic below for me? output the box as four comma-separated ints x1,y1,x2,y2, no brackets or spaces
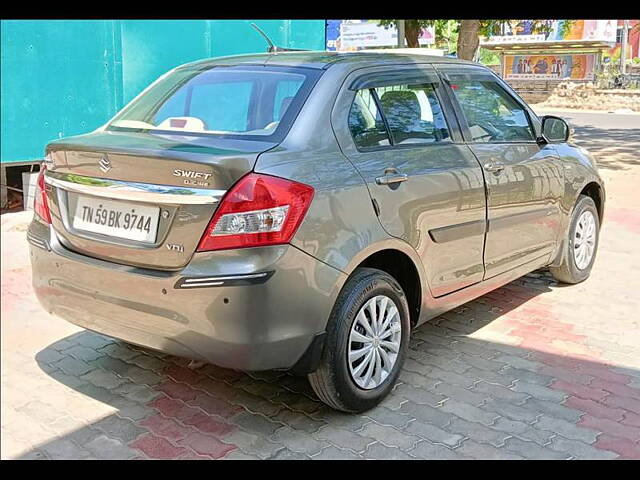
45,171,226,205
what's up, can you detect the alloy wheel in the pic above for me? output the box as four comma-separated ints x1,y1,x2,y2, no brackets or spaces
348,295,402,390
574,210,597,270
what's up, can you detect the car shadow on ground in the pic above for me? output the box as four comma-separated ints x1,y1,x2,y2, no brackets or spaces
20,269,640,460
570,124,640,172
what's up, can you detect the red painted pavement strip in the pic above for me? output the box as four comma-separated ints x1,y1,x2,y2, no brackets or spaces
551,380,610,402
194,377,242,399
138,414,199,442
180,411,236,436
578,415,640,443
198,364,246,384
621,412,640,428
590,378,640,401
164,364,206,386
446,273,640,460
132,393,238,457
186,392,243,419
148,396,204,425
564,396,626,422
156,380,200,402
176,431,236,459
130,433,191,460
497,296,640,458
176,451,214,460
605,207,640,235
538,365,595,385
603,395,640,415
593,434,640,459
529,351,586,370
506,321,587,345
574,364,634,385
0,267,33,315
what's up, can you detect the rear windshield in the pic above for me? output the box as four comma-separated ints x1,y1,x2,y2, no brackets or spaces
107,65,320,141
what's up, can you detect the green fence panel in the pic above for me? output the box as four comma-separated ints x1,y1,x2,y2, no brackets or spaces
209,20,326,57
1,20,121,164
119,20,212,104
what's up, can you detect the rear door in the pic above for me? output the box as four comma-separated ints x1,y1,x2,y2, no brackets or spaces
332,65,487,297
436,64,564,278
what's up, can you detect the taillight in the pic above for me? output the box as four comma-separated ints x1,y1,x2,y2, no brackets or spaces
34,165,51,224
197,173,314,252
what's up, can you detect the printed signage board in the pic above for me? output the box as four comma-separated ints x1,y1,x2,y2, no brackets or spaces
326,20,435,51
482,20,617,45
503,54,596,80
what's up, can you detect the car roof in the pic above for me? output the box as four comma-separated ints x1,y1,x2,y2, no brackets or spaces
180,50,482,71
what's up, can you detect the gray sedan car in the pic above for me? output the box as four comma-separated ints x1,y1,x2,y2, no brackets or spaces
28,52,604,412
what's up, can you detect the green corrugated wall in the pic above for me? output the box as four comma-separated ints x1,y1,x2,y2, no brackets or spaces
0,20,326,164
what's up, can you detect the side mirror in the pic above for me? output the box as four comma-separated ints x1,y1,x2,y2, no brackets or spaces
538,115,571,144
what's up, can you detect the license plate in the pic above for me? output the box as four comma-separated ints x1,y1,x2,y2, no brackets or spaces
73,196,160,243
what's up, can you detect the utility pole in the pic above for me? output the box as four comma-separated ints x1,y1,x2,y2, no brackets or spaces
397,20,405,48
620,20,629,74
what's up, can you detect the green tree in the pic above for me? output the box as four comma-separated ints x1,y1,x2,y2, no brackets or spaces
378,20,450,48
378,20,573,60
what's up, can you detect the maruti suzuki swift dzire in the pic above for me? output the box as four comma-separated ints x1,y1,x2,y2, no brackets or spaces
28,52,605,412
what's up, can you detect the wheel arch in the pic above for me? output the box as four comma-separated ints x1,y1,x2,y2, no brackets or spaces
579,181,605,224
292,241,425,375
550,180,604,269
346,243,425,327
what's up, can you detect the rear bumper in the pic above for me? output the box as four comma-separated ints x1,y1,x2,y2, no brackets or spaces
28,220,346,371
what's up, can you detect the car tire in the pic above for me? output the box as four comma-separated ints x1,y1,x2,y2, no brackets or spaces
308,267,410,413
550,195,600,284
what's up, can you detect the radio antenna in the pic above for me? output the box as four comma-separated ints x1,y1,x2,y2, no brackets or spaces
250,23,309,53
250,23,277,52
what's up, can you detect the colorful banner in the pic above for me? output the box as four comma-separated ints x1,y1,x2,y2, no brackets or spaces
482,20,617,45
503,54,596,80
326,20,435,51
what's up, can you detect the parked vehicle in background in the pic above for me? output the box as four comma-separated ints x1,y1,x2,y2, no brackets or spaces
28,52,605,412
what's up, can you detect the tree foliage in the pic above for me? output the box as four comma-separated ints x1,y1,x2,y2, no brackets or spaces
378,20,450,48
377,20,575,60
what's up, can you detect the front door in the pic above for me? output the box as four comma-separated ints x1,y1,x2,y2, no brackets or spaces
437,65,564,278
332,65,487,297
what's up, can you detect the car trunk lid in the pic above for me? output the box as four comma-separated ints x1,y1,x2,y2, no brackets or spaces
44,130,276,270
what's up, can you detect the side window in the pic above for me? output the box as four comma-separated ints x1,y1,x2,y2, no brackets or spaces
449,76,535,143
374,84,450,145
348,89,391,149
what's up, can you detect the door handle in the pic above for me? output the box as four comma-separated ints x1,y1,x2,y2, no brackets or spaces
484,161,505,173
375,171,408,185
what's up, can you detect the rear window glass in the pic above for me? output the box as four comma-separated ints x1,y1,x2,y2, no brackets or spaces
107,65,319,140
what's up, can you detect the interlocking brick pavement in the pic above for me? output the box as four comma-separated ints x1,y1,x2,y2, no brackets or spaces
1,111,639,459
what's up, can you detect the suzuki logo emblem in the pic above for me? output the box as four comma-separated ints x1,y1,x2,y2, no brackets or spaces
99,155,112,173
